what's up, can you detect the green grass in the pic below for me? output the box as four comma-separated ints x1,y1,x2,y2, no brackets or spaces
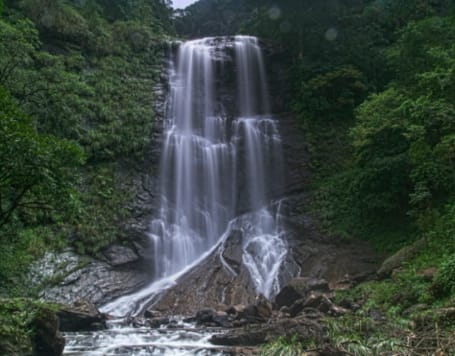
260,335,316,356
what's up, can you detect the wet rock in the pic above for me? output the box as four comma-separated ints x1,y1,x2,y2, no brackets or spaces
229,297,273,324
166,320,180,329
32,250,148,306
185,308,233,328
225,304,246,315
302,293,349,316
130,317,149,328
57,300,107,332
213,313,233,328
211,328,267,346
288,293,348,317
148,317,170,328
144,309,162,318
102,245,139,266
221,229,244,274
238,304,263,323
153,228,257,315
195,308,218,324
34,308,65,356
255,295,272,320
288,298,306,317
275,277,329,308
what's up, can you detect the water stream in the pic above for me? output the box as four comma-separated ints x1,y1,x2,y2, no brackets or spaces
64,36,289,355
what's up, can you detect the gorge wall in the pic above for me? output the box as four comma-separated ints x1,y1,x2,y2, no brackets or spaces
34,37,378,314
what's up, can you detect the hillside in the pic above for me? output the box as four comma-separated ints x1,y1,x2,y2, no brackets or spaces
0,0,454,355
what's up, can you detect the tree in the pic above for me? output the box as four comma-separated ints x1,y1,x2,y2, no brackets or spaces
0,87,84,228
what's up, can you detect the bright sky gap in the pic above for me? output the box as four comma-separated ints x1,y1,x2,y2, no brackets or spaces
172,0,198,9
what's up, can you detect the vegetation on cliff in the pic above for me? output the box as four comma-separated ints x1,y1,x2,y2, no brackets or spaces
0,1,173,350
0,298,64,356
0,0,173,296
178,0,455,353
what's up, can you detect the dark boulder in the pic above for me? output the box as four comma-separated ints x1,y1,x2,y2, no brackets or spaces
275,277,329,308
255,294,272,320
195,308,218,324
144,309,162,318
185,308,233,327
57,300,107,332
302,293,349,316
288,298,306,317
288,292,349,318
213,312,233,328
102,245,140,266
148,317,170,328
34,308,65,356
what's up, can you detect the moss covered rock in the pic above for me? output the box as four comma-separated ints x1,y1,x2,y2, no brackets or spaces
0,299,64,356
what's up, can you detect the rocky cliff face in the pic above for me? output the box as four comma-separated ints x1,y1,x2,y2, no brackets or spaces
33,40,378,312
30,56,171,306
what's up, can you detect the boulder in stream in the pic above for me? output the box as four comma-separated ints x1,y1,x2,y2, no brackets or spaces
34,307,65,356
57,299,107,332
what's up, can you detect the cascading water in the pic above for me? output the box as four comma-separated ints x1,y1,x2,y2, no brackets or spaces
64,36,291,355
149,35,285,288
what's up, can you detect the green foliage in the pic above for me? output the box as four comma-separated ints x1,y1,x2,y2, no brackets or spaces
434,254,455,297
0,227,62,297
309,13,455,237
294,66,368,122
17,0,90,43
71,164,134,255
81,51,159,162
95,0,174,34
260,335,314,356
0,299,35,355
430,203,455,297
0,298,60,356
0,86,84,228
0,0,170,297
0,18,38,86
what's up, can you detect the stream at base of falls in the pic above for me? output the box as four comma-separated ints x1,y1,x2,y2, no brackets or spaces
63,321,232,356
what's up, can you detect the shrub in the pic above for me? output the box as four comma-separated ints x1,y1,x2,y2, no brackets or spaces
433,254,455,297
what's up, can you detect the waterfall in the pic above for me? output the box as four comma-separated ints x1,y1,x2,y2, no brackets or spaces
102,36,288,317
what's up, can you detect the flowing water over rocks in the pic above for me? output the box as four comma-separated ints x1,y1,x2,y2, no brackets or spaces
64,322,234,356
100,36,292,317
63,36,297,355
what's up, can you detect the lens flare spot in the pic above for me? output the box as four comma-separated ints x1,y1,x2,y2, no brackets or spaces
268,6,281,20
325,28,338,41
